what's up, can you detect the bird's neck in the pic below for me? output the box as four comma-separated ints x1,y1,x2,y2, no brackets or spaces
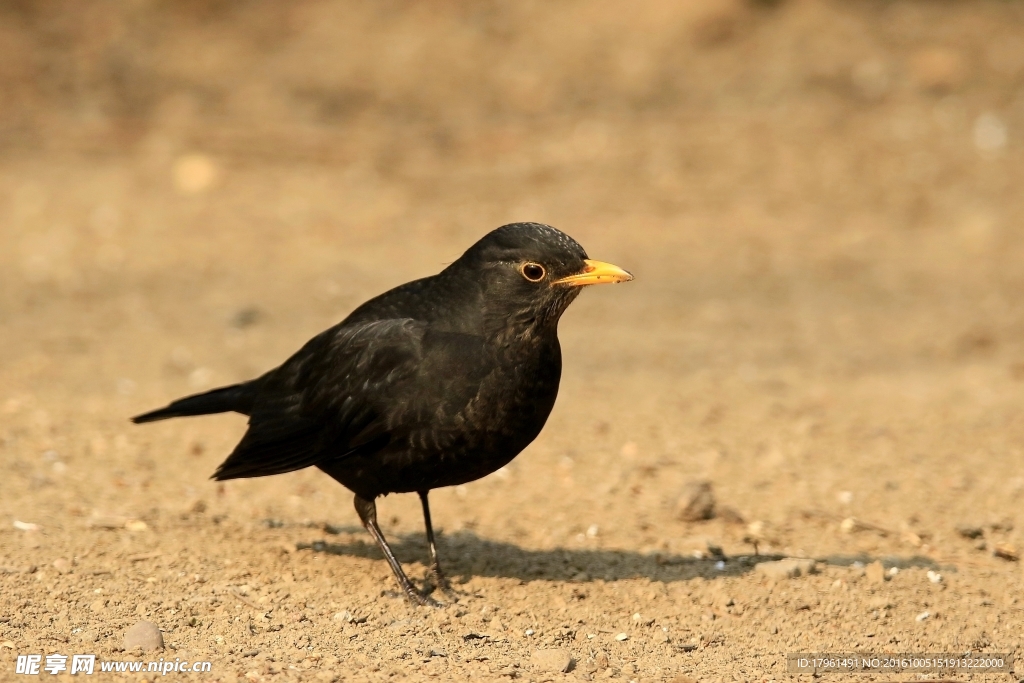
482,302,561,347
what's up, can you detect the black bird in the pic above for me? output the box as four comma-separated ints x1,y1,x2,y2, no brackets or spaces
132,223,632,604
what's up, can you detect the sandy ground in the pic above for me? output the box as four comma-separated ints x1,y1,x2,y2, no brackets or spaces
2,1,1024,681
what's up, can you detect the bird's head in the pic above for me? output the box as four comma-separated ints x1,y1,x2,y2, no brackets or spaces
452,222,633,332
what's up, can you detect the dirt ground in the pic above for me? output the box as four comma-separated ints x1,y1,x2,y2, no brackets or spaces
2,1,1024,681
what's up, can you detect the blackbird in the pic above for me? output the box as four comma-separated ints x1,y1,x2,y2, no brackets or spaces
132,222,632,604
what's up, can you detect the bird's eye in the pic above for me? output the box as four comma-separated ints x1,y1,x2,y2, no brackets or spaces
520,262,546,282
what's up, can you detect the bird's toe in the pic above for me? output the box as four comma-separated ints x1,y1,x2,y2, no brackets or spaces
404,587,443,608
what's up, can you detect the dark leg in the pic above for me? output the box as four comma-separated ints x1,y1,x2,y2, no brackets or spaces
418,490,455,596
353,495,436,607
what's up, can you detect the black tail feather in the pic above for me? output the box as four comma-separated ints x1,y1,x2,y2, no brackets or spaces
131,383,255,423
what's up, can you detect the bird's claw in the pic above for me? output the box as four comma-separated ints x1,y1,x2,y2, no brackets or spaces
426,582,461,603
426,567,462,602
399,569,460,607
417,593,443,608
404,586,442,608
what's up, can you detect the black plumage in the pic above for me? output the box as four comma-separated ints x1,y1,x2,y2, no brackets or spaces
133,222,632,603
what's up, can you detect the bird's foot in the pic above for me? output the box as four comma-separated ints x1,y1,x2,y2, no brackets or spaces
389,571,443,607
425,568,461,603
403,585,443,608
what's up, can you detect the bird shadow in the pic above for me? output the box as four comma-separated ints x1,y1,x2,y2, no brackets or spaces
294,527,942,584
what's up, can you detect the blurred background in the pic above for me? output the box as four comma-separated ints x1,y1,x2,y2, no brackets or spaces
2,0,1024,561
3,0,1024,337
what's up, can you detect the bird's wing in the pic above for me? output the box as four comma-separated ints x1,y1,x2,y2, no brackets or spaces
212,318,489,480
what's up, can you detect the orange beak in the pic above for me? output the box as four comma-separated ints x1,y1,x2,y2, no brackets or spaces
552,259,634,287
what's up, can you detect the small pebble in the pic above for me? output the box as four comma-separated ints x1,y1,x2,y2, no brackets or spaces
927,570,942,583
754,558,815,581
840,517,866,533
13,520,40,531
956,524,984,539
915,611,930,622
901,530,923,547
52,558,71,574
123,621,164,651
719,507,745,524
676,480,715,522
530,648,574,673
747,520,764,537
615,633,629,641
87,516,126,529
865,561,886,584
993,544,1019,561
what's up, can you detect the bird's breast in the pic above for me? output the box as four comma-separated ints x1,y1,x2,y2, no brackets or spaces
379,337,562,492
448,337,559,438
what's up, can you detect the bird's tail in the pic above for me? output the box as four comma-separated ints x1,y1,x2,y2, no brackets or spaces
131,383,256,423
